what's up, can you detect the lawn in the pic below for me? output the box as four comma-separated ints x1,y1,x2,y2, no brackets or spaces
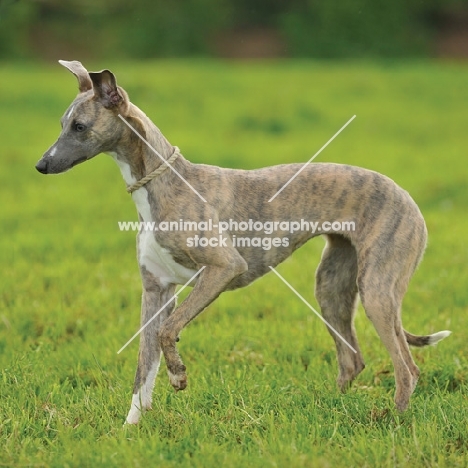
0,60,467,467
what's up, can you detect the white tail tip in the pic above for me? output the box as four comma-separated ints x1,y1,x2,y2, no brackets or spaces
428,330,452,345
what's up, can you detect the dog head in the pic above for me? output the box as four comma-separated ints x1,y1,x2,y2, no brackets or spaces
35,60,131,174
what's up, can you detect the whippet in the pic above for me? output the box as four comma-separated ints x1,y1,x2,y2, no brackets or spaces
35,60,450,424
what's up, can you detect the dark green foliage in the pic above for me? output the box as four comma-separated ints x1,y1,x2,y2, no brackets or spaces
0,0,464,59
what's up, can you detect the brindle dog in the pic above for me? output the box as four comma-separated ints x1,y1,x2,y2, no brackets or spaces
36,61,450,424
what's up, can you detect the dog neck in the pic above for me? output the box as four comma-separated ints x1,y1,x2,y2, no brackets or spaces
110,102,176,187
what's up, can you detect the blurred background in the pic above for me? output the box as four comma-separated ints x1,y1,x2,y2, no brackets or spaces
1,0,468,60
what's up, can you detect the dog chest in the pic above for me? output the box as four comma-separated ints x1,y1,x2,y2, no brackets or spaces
112,154,197,286
133,188,197,286
138,229,197,286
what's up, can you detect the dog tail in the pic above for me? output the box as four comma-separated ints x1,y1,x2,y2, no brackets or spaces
405,329,452,347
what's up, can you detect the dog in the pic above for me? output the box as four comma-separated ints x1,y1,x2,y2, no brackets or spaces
35,60,450,424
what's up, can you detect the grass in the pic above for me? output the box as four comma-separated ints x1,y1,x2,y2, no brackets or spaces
0,59,467,467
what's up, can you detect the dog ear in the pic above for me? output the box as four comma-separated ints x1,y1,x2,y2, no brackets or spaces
58,60,93,93
89,69,125,110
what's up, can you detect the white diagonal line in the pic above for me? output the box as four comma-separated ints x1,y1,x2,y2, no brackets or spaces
118,114,207,203
268,266,357,353
268,115,356,202
117,266,206,354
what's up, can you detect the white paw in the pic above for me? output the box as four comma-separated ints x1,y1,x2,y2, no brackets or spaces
125,404,142,425
125,392,151,424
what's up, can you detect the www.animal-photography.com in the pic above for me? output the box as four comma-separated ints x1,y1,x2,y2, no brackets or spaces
1,1,467,466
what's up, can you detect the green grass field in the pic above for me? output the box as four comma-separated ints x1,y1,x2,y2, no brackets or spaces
1,60,467,467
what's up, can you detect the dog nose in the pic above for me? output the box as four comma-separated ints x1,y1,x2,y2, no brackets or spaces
35,159,48,174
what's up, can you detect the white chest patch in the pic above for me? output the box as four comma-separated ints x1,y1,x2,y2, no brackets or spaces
109,152,136,185
111,155,197,286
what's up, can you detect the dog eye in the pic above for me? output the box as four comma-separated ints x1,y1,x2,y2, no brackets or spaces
74,122,87,132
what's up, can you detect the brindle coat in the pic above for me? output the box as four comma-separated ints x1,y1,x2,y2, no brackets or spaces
36,61,450,424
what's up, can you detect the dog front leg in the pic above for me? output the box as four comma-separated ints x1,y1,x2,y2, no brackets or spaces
159,261,247,391
126,275,176,424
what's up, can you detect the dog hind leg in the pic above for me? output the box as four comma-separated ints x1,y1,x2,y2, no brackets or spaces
358,268,419,412
315,234,365,391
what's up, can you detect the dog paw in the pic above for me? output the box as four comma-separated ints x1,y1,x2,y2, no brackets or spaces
125,408,141,425
168,370,187,391
394,391,411,412
337,377,352,393
395,399,409,412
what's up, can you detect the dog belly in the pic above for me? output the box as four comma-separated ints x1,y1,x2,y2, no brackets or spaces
225,232,315,290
